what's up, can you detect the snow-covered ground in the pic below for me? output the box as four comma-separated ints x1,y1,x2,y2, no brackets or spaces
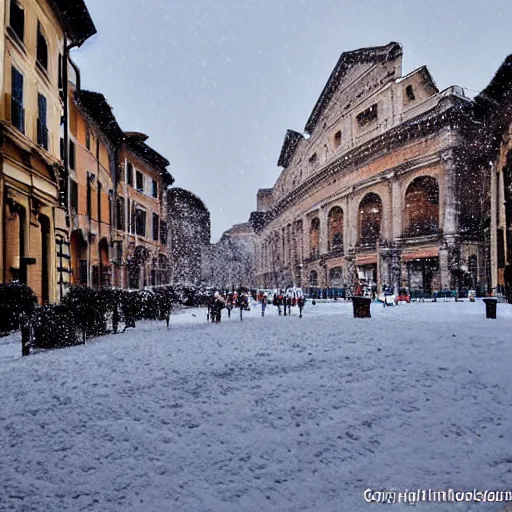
1,300,512,512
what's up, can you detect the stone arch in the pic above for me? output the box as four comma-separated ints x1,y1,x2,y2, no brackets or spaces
358,192,382,245
327,206,344,251
403,175,439,237
310,217,320,257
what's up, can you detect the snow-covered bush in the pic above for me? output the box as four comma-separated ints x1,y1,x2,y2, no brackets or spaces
137,290,159,320
32,304,80,349
61,286,107,340
0,282,38,335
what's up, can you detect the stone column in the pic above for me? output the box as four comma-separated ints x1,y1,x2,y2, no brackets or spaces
440,149,460,290
342,196,349,251
320,206,329,255
391,175,402,241
347,193,358,249
303,216,310,259
442,149,458,236
382,182,393,242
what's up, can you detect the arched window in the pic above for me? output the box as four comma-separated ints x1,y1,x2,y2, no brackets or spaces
310,217,320,257
404,176,439,237
328,206,344,251
358,193,382,245
309,270,318,287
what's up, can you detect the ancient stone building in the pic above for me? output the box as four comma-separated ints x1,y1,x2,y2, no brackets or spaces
0,0,96,303
251,42,485,294
166,187,210,285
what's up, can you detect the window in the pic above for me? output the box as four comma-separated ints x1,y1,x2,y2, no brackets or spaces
36,22,48,71
152,213,159,241
60,137,64,160
86,178,92,217
85,129,91,151
406,85,416,101
79,260,88,285
356,104,378,128
152,179,158,198
109,191,113,227
9,0,24,43
136,171,144,192
11,67,24,133
58,53,63,91
160,221,168,245
58,170,68,208
97,181,102,222
116,197,125,231
308,153,317,166
37,93,48,150
334,130,342,147
127,162,133,186
128,199,135,234
69,141,76,170
135,208,147,237
70,180,78,210
498,229,505,269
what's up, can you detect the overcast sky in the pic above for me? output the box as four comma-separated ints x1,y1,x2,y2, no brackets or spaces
73,0,511,241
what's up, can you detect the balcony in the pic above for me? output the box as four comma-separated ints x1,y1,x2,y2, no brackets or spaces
37,119,49,150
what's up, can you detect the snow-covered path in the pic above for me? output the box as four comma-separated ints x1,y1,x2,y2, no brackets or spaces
1,300,512,511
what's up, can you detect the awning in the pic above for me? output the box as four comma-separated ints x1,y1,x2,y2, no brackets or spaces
356,254,377,266
402,247,439,262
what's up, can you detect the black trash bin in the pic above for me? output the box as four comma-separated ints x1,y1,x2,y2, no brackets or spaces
352,296,371,318
482,297,498,319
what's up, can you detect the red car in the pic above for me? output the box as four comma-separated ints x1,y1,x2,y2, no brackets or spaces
397,288,410,303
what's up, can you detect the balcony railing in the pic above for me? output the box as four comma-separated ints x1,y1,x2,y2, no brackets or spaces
11,100,25,134
37,119,49,150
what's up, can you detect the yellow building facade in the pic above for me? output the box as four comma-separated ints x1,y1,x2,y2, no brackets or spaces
0,0,95,302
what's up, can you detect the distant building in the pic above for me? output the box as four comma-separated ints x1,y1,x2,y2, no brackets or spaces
166,187,210,285
203,222,256,289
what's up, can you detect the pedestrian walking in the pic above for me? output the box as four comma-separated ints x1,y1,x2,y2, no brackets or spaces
261,293,267,317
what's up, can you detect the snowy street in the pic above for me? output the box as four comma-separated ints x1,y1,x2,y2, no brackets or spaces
1,300,512,511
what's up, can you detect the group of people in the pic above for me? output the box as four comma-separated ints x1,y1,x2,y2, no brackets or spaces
269,291,306,318
207,291,250,323
206,289,306,323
